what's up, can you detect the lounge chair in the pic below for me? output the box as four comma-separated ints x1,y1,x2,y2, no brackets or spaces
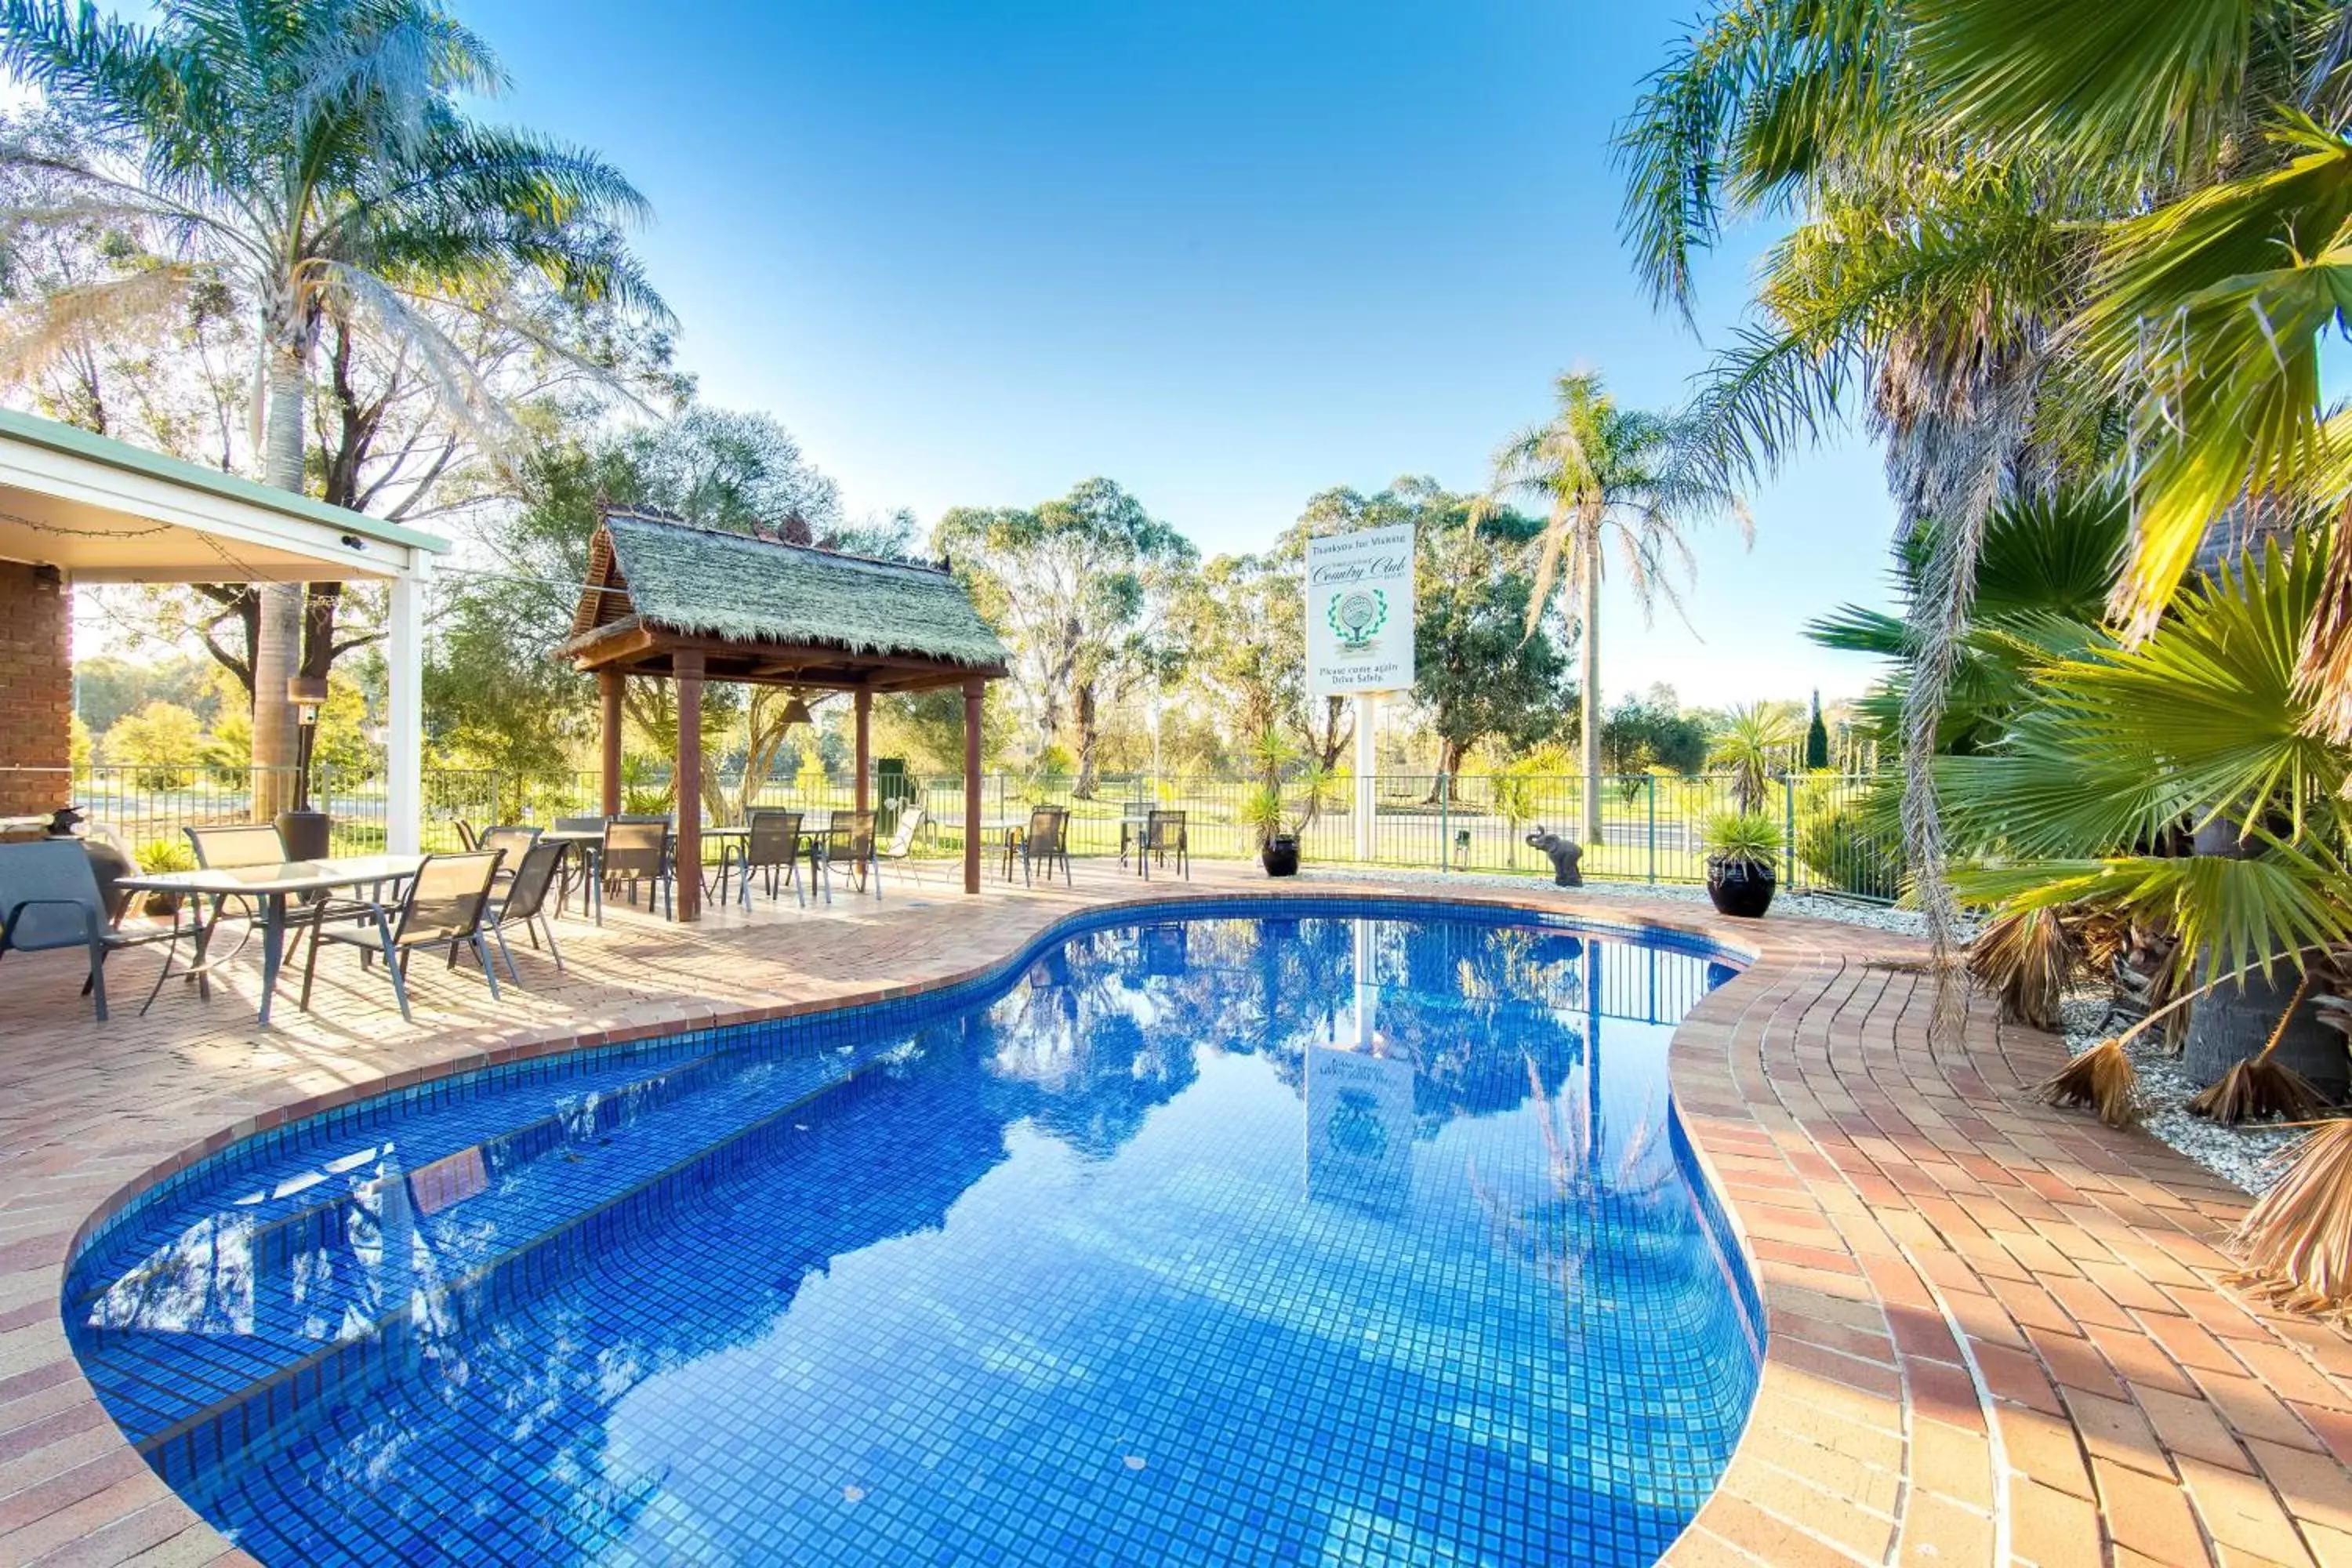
877,807,927,884
0,840,185,1019
298,851,503,1022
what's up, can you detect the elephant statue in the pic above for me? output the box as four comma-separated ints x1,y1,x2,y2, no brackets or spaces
1523,826,1583,887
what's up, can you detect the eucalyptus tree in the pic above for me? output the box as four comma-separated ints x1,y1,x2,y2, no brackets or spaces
0,0,659,811
1483,371,1744,843
937,478,1196,797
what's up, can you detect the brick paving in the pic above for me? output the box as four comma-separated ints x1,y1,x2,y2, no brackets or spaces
1,864,2348,1566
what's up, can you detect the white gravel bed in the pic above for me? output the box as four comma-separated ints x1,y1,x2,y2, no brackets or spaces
1305,866,2301,1194
2058,996,2303,1196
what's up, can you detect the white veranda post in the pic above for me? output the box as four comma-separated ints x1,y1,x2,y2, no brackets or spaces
1355,692,1377,862
384,557,429,855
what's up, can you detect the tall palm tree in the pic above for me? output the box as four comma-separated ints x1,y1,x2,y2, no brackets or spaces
1616,2,2122,997
0,0,659,813
1484,371,1744,844
1906,0,2352,733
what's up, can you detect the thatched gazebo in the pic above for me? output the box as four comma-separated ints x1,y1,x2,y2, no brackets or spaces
560,510,1009,914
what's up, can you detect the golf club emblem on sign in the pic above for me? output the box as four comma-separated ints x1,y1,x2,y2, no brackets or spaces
1327,587,1387,653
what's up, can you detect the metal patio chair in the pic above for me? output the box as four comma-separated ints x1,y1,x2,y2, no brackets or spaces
481,840,570,980
1018,805,1073,887
735,810,805,907
0,840,186,1020
1138,809,1189,880
876,807,927,884
298,851,503,1023
477,825,541,889
811,810,877,902
600,819,673,920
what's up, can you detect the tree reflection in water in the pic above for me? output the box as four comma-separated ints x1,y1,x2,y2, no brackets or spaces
71,908,1748,1568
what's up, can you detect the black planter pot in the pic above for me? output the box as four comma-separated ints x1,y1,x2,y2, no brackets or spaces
1705,855,1776,918
1261,836,1301,877
276,809,332,862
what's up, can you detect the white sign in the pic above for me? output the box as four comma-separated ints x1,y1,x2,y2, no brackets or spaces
1305,524,1415,699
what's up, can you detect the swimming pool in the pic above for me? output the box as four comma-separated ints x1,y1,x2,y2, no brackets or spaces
67,899,1762,1567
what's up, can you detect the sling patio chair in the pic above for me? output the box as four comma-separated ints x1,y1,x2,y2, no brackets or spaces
876,806,927,884
298,850,504,1023
600,819,673,920
811,810,878,903
0,840,187,1020
481,840,570,980
476,825,541,889
735,810,805,907
1018,805,1073,887
1138,809,1189,880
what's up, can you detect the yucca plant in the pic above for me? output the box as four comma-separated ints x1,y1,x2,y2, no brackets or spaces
1700,811,1783,870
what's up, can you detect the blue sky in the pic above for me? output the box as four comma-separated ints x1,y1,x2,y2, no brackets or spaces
463,0,1898,707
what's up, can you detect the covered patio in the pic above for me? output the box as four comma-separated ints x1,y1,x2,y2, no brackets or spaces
560,509,1009,914
0,407,447,844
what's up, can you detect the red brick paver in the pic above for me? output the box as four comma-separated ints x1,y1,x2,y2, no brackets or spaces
0,866,2347,1566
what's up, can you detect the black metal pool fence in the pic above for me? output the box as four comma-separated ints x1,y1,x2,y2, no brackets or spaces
18,764,1907,904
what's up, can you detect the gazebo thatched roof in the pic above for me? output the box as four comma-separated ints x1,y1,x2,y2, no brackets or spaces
560,511,1008,691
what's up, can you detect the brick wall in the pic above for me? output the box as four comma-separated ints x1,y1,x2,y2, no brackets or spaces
0,561,71,818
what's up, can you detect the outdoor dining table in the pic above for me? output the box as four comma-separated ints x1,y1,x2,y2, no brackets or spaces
540,818,838,913
977,818,1027,880
114,854,426,1028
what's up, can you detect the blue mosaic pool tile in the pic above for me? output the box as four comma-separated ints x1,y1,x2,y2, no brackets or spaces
67,906,1760,1567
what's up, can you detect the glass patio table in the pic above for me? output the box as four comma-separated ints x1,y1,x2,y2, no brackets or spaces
114,854,426,1027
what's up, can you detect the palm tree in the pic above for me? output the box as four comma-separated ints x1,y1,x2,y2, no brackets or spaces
1903,0,2352,728
1484,371,1744,844
1616,1,2126,1005
0,0,659,813
1705,702,1798,815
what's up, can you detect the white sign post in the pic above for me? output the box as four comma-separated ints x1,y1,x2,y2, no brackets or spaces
1306,524,1414,862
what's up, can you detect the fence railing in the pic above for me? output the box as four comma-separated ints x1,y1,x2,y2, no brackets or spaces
13,764,1904,902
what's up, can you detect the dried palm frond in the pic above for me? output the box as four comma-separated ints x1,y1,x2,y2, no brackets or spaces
2229,1119,2352,1319
2033,1036,2140,1127
2190,971,2330,1125
1968,904,2080,1031
2191,1058,2329,1123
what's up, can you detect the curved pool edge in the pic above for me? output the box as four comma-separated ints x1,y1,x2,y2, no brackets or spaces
22,873,2331,1568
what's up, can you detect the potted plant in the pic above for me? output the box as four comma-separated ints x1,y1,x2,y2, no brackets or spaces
1702,810,1782,918
133,838,196,918
1241,783,1301,877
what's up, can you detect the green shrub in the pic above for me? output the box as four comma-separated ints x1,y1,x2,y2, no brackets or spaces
1795,795,1905,898
133,837,195,874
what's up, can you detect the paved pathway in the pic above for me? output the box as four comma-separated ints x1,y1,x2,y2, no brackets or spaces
0,864,2347,1566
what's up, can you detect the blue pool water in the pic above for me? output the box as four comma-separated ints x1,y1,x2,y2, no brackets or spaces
66,900,1762,1567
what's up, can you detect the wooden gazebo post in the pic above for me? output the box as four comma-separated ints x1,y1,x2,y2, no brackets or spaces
675,651,702,922
599,670,622,817
854,689,871,818
963,677,984,894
